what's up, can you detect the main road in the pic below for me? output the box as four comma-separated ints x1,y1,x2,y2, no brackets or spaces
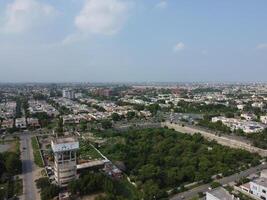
20,133,39,200
170,163,267,200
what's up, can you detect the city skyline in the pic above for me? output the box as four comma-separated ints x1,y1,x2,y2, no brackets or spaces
0,0,267,82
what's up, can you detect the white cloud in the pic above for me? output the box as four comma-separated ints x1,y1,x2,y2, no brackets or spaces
256,43,267,50
2,0,57,33
74,0,132,35
173,42,185,52
155,1,167,9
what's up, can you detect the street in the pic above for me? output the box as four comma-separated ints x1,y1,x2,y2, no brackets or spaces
20,133,39,200
170,163,267,200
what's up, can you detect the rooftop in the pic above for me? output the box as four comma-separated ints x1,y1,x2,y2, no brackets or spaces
252,177,267,188
207,187,234,200
53,137,77,144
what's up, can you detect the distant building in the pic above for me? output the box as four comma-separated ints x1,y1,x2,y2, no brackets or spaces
206,187,237,200
27,118,40,128
51,137,79,187
15,118,27,129
63,89,75,99
1,119,14,129
92,88,114,97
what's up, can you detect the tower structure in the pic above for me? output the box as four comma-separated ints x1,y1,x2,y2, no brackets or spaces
51,137,79,187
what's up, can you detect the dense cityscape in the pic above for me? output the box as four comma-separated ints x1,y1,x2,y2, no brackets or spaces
1,0,267,199
1,83,267,200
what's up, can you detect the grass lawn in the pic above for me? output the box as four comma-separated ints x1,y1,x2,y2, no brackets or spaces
79,140,103,160
31,137,44,167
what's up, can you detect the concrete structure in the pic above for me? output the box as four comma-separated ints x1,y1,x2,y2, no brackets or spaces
206,187,236,200
51,137,79,187
63,89,75,100
250,178,267,200
15,118,27,129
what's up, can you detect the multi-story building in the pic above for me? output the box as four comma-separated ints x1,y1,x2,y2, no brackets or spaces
62,89,75,100
51,137,79,187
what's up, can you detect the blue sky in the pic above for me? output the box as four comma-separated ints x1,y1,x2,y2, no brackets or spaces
0,0,267,82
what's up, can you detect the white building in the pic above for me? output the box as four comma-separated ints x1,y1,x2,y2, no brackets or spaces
15,118,27,129
249,170,267,200
250,178,267,200
206,187,236,200
260,116,267,124
51,137,79,187
63,89,75,100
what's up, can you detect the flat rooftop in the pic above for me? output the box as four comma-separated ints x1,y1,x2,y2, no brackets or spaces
252,177,267,188
207,187,233,200
52,137,77,144
51,137,79,152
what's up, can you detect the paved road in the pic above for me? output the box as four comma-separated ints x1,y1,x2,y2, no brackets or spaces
20,133,38,200
170,163,267,200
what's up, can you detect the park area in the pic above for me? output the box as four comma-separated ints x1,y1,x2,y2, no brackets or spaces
98,128,261,200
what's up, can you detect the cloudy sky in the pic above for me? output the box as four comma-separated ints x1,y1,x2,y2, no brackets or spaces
0,0,267,82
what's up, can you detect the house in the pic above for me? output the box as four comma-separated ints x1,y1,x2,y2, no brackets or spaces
250,178,267,200
1,119,14,129
27,118,40,128
260,116,267,124
241,113,257,121
15,118,27,129
206,187,236,200
249,170,267,200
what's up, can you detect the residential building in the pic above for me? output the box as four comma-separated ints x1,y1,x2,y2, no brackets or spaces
63,89,75,99
15,118,27,129
206,187,236,200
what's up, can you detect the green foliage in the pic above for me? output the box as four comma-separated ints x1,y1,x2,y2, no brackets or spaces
133,104,145,111
36,177,50,189
56,117,64,134
175,101,237,115
111,113,122,121
126,111,136,120
198,119,232,133
100,128,260,197
35,177,59,200
210,181,221,189
0,143,22,200
246,128,267,149
147,103,160,115
68,172,136,199
31,112,50,127
101,119,112,129
31,137,44,167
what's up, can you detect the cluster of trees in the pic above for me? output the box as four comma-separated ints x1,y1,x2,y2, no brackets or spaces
100,128,260,199
47,99,71,115
31,137,44,167
31,112,51,128
174,101,237,115
0,146,22,199
198,119,232,133
246,129,267,149
68,172,137,200
35,177,59,200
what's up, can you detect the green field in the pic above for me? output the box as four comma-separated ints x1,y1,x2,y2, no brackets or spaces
78,140,103,160
31,137,44,167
